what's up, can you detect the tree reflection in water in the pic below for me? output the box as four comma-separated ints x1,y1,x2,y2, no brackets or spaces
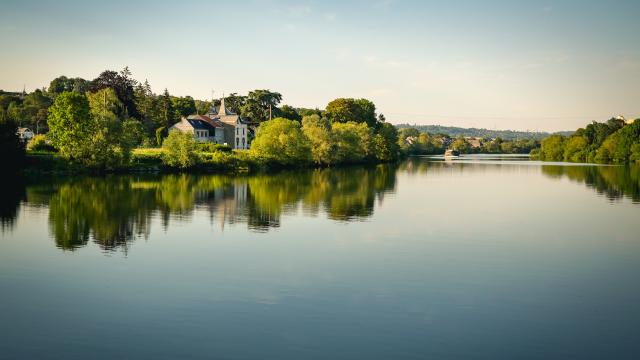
541,164,640,203
4,165,397,252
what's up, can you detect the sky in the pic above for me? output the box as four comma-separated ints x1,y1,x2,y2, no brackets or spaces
1,0,639,131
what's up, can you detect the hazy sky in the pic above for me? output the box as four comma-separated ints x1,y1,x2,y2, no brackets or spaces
1,0,639,131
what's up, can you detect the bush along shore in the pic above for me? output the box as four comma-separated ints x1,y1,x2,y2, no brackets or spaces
21,115,401,175
532,117,640,164
1,67,402,175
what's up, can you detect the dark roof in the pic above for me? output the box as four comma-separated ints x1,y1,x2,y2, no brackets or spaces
187,114,224,128
187,119,216,131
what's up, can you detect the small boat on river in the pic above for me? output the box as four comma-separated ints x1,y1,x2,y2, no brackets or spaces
444,149,460,157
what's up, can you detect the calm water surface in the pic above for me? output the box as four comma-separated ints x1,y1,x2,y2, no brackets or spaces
1,155,639,359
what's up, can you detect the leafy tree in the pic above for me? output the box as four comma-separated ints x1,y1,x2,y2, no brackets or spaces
172,96,197,118
47,92,93,160
539,135,566,161
250,117,311,165
332,122,371,163
241,90,282,123
27,134,56,152
302,115,334,165
325,98,378,128
0,117,25,172
135,80,160,134
195,99,212,115
156,126,168,146
89,67,138,118
221,93,246,114
86,88,122,121
298,108,323,117
450,136,471,153
278,104,302,122
373,122,399,161
49,76,90,95
159,89,175,127
563,136,588,162
162,131,199,168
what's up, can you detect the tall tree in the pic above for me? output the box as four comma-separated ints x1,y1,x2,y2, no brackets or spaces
47,92,93,160
89,67,138,118
0,117,25,172
325,98,378,128
241,90,282,123
172,96,197,118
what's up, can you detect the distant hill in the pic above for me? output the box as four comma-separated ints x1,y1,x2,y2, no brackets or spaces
395,123,573,141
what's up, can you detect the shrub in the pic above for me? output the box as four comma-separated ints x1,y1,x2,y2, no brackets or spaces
196,142,232,153
0,118,25,172
162,131,199,168
27,134,57,152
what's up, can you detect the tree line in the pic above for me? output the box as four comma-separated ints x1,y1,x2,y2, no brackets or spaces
396,127,539,155
1,67,400,172
534,117,640,164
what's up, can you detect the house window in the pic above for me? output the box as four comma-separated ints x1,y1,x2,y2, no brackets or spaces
236,138,239,147
242,128,245,135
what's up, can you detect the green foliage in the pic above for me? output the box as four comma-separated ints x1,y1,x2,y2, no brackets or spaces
89,67,138,118
48,91,138,169
563,136,588,162
537,118,640,164
156,126,168,146
0,117,25,172
302,115,334,165
539,135,566,161
162,131,199,168
278,104,302,122
332,122,371,163
373,122,400,161
250,117,311,165
47,92,92,159
240,90,282,123
27,134,56,152
49,76,90,95
396,123,566,141
325,98,378,128
450,137,471,153
196,142,232,153
172,96,197,118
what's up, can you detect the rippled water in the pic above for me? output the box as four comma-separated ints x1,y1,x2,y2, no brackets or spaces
1,156,639,359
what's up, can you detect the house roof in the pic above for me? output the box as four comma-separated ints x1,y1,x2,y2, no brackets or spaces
187,114,224,128
174,117,218,131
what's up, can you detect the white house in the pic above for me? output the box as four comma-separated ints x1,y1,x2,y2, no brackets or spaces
168,117,223,143
206,98,251,150
17,127,34,141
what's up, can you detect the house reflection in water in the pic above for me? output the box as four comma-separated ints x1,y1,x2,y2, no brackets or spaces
1,165,397,252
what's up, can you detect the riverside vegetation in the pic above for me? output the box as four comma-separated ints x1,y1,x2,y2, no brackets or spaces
1,68,399,173
533,117,640,164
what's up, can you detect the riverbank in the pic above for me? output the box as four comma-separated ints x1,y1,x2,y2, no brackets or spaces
23,147,402,175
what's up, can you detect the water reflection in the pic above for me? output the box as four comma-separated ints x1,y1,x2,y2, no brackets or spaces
541,164,640,203
400,157,640,203
3,165,397,251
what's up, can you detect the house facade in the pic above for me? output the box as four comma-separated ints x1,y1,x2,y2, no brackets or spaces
17,127,34,141
169,98,251,149
206,98,250,150
169,117,223,143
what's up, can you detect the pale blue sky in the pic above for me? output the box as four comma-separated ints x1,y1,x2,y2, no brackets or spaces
1,0,639,131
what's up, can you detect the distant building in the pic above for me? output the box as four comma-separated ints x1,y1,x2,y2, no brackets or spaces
169,117,223,143
206,98,251,150
17,127,34,141
466,137,483,149
169,97,251,149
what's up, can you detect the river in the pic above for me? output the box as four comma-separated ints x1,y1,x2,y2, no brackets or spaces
1,155,639,359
